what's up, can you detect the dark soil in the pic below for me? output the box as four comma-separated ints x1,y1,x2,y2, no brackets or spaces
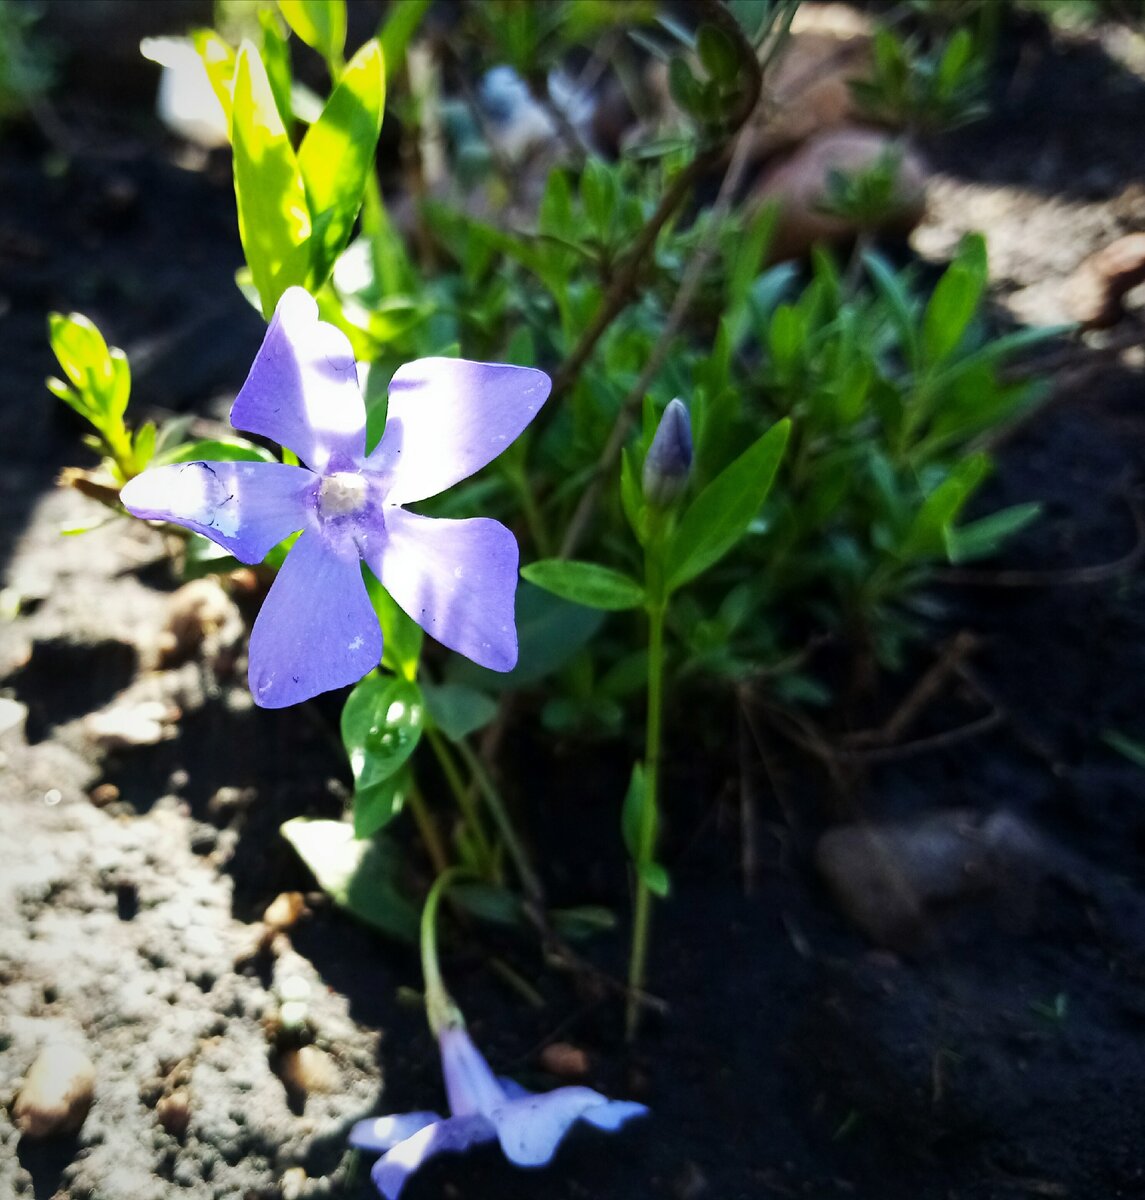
2,11,1145,1200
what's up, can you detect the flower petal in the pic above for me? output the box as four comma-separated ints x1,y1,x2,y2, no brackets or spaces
438,1027,507,1118
371,1114,495,1200
490,1086,623,1168
580,1099,650,1132
370,359,551,505
247,531,381,707
349,1112,442,1154
120,461,314,564
230,287,366,473
364,509,519,672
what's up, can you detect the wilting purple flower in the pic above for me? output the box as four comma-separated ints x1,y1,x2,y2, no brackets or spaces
121,288,550,708
350,1026,648,1199
642,398,692,508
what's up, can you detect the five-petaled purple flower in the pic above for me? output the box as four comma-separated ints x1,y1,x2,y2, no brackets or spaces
121,288,551,708
349,1025,648,1199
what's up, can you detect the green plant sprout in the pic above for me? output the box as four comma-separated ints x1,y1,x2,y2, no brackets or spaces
44,0,1061,1076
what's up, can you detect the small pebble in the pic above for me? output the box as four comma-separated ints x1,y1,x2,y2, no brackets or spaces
539,1041,590,1079
156,1089,191,1139
263,891,306,933
13,1043,96,1138
277,1045,341,1096
89,782,120,807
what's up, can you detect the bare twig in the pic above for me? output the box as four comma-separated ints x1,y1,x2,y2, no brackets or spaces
544,0,766,409
558,122,758,557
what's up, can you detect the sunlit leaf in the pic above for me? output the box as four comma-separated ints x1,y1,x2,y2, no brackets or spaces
281,817,417,940
231,41,311,319
298,38,385,288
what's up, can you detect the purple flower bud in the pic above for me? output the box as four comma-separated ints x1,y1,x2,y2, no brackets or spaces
642,398,693,509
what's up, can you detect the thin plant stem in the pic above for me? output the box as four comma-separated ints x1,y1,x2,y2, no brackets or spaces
406,784,452,878
421,865,472,1033
426,727,496,872
452,737,545,910
626,593,666,1041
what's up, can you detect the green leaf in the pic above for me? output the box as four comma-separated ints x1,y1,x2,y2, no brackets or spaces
277,0,346,65
192,30,236,127
621,761,648,861
620,447,645,543
449,583,605,690
666,418,791,593
362,571,423,680
353,769,407,840
550,905,617,940
380,0,430,77
639,860,671,898
231,41,311,319
153,437,277,467
298,38,385,288
922,233,987,364
1102,730,1145,771
667,56,704,119
342,674,425,792
48,312,116,409
944,502,1040,564
696,23,738,84
280,818,417,940
521,559,646,611
131,421,157,472
579,156,616,242
863,249,920,370
899,454,989,560
258,6,295,128
421,681,497,741
450,882,523,927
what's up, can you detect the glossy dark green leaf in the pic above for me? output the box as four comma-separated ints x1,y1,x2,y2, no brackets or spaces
342,674,425,793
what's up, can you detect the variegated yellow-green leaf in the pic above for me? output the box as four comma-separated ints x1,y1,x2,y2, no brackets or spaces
231,41,311,319
298,38,385,288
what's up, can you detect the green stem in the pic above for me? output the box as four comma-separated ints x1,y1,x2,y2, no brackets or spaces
453,737,545,910
426,728,496,873
406,784,451,878
420,866,470,1034
626,580,667,1041
510,458,552,558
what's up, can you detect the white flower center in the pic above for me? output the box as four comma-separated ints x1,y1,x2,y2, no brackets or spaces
318,471,370,518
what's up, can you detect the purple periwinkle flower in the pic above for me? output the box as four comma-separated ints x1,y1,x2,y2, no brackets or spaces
120,288,551,708
349,1025,648,1199
642,397,693,508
